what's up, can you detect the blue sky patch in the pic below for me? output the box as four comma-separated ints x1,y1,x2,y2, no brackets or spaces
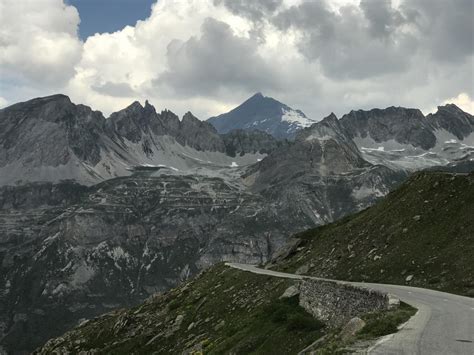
67,0,156,39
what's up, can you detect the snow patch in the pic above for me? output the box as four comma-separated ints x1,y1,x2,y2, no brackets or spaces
361,146,385,151
106,246,131,261
281,108,316,128
305,134,334,142
71,263,96,287
140,164,179,171
352,186,385,200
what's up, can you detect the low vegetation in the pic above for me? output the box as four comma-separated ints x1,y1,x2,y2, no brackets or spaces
274,172,474,296
36,263,416,354
357,302,416,339
36,265,326,354
315,302,416,353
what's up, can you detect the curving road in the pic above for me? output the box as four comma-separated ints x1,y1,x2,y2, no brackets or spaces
226,263,474,355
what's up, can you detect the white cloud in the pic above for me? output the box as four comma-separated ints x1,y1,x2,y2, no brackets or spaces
0,0,82,87
63,0,258,117
0,97,8,108
0,0,472,121
443,93,474,115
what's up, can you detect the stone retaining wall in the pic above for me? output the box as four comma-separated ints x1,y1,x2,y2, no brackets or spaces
299,280,392,327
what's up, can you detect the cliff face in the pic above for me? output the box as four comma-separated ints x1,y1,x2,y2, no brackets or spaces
339,107,435,150
0,95,107,168
0,95,283,187
427,104,474,140
0,173,288,352
336,104,474,171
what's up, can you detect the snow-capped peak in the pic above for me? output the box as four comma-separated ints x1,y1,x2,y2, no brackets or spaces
281,108,317,128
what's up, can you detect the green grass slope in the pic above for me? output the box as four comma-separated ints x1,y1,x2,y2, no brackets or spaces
274,172,474,296
36,264,326,354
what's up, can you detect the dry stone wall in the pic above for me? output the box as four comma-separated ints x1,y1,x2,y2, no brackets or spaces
299,279,391,327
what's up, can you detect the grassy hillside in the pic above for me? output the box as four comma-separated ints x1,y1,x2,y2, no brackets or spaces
36,264,327,354
274,172,474,296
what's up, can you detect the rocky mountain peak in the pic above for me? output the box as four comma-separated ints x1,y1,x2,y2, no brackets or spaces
339,106,435,150
181,111,200,123
106,100,165,142
181,112,217,132
144,99,153,108
247,92,264,101
427,103,473,140
2,94,76,124
174,112,224,151
297,112,345,142
435,103,464,114
0,95,108,180
25,93,72,107
430,104,473,123
127,100,144,110
317,112,339,129
323,112,338,121
207,93,315,139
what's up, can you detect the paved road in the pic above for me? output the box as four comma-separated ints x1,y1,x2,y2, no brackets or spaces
226,263,474,355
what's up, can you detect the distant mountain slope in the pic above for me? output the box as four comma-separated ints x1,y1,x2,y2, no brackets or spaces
0,113,405,354
207,93,317,139
340,104,474,150
340,106,435,150
338,104,474,171
244,113,406,225
36,170,471,354
272,171,474,296
0,95,282,186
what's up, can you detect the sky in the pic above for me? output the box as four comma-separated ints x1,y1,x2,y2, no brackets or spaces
0,0,473,120
66,0,156,39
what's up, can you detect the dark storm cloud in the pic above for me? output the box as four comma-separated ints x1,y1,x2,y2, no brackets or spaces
273,1,415,79
271,0,473,80
155,18,280,96
405,0,474,62
360,0,410,38
213,0,282,22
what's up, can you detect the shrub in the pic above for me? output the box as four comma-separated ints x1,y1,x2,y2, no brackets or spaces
168,299,180,310
286,313,324,332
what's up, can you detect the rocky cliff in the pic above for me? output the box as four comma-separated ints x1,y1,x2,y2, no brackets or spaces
0,95,284,187
338,104,474,171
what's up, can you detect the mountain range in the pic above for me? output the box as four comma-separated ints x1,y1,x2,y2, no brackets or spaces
0,94,283,187
0,93,473,353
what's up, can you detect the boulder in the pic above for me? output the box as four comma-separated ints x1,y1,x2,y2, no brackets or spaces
279,285,300,299
340,317,366,341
